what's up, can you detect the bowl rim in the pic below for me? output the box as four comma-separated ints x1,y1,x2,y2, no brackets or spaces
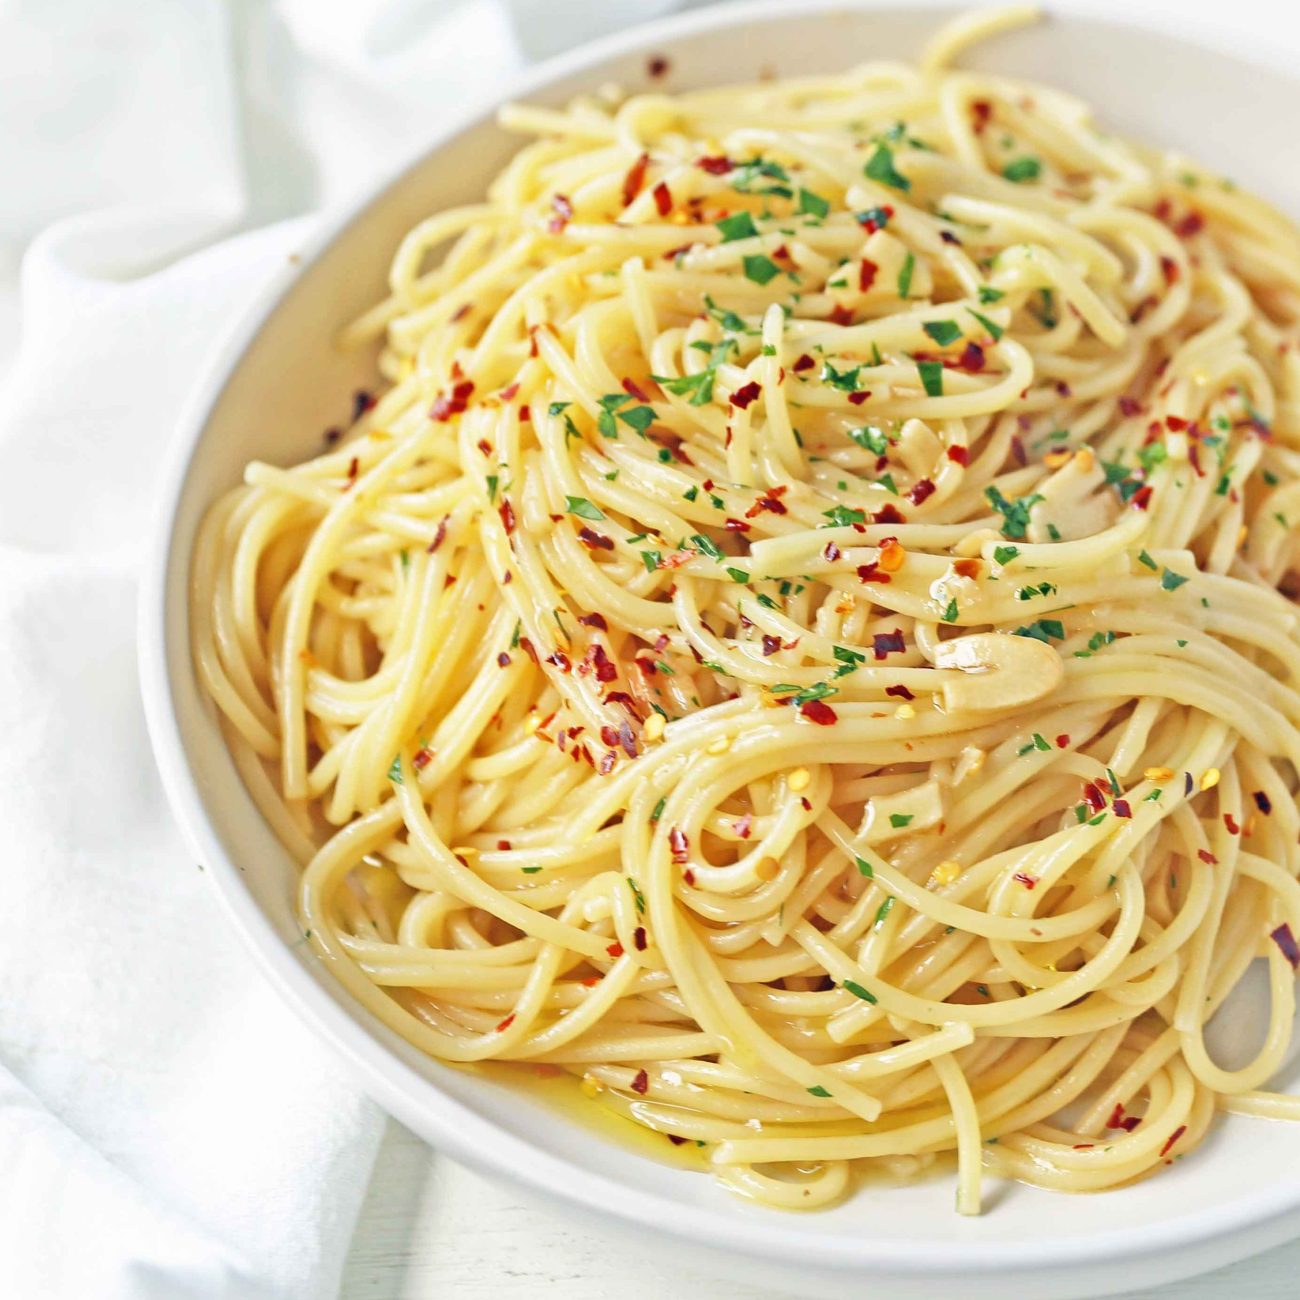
138,0,1300,1278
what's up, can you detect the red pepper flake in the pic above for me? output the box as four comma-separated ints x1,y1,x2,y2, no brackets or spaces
696,154,732,175
907,478,936,506
590,644,617,683
430,380,475,421
498,839,512,851
1113,799,1132,819
618,719,638,759
872,628,906,660
497,652,512,668
646,54,670,79
496,1014,516,1032
578,611,608,631
1119,396,1143,418
761,634,781,656
1055,734,1070,749
669,827,689,864
578,527,614,551
872,504,906,525
971,99,992,134
1159,1125,1187,1158
956,341,986,373
1253,790,1273,815
606,941,624,958
428,517,449,552
1130,485,1153,511
343,456,359,489
724,517,751,532
683,868,696,886
580,975,600,988
519,404,531,422
885,684,914,701
1174,210,1204,239
822,541,841,563
1010,435,1028,467
630,1067,650,1094
412,747,433,770
1106,1104,1141,1132
498,381,519,403
653,180,673,216
622,377,651,401
800,699,838,725
734,811,753,839
1083,781,1107,813
1223,812,1240,835
1270,923,1300,969
1165,415,1188,431
827,304,855,326
947,445,970,466
792,353,815,373
499,499,516,535
662,241,694,261
953,557,980,580
598,750,617,774
745,493,788,518
1013,872,1038,889
847,391,871,405
731,381,762,409
548,193,574,233
1072,1143,1095,1150
1197,849,1218,865
1159,255,1180,284
545,651,572,674
352,390,376,421
856,562,888,584
633,926,647,951
622,152,650,207
859,259,878,292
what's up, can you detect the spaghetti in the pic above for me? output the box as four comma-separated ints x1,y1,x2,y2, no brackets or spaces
192,9,1300,1213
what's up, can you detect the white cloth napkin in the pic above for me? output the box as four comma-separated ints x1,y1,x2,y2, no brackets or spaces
0,1,670,1297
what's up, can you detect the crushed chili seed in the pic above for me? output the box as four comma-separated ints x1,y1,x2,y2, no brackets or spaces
653,180,673,216
1159,1125,1187,1158
430,380,474,421
872,628,906,659
548,193,574,232
800,699,838,725
622,152,650,207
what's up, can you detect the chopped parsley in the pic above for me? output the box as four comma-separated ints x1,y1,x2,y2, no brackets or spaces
898,251,916,298
917,360,944,397
1002,156,1042,183
797,187,830,219
923,320,961,347
864,144,910,191
565,495,605,521
743,254,782,285
716,211,759,242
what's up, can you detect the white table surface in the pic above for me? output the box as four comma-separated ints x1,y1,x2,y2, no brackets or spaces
342,1122,1300,1298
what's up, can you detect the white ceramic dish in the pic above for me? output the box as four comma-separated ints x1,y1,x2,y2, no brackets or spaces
140,4,1300,1296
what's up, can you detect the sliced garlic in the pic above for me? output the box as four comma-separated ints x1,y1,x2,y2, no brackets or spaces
934,632,1064,712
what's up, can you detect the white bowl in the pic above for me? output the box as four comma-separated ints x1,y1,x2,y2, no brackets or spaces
139,4,1300,1296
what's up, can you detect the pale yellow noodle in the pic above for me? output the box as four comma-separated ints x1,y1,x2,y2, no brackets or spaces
190,10,1300,1212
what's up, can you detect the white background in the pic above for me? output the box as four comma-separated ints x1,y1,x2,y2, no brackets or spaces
343,1123,1300,1298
